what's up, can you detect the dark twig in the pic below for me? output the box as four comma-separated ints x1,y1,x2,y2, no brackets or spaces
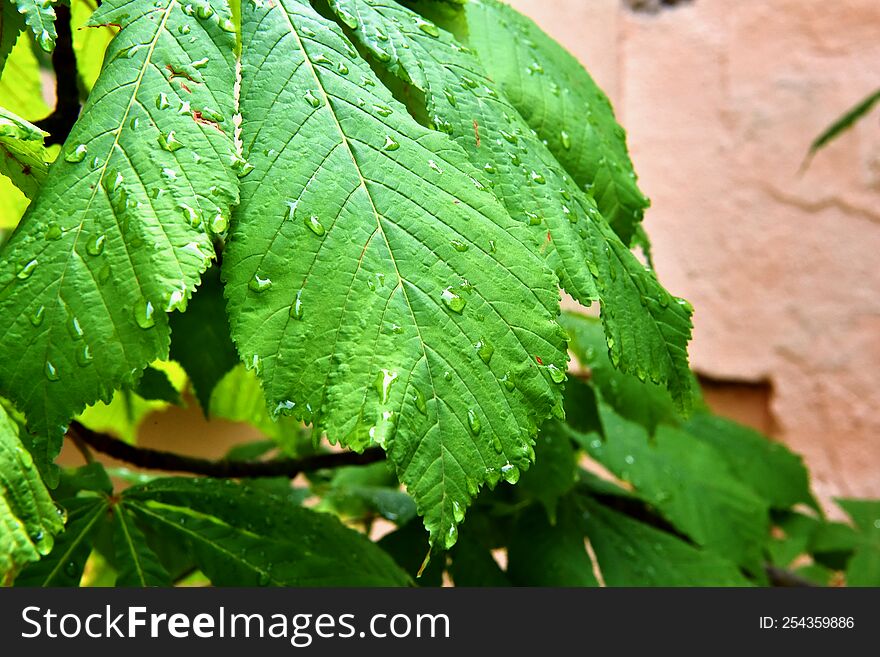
67,421,386,478
36,5,81,145
765,565,818,588
67,424,95,464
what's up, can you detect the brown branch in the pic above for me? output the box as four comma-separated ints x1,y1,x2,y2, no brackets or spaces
36,5,81,145
67,421,386,478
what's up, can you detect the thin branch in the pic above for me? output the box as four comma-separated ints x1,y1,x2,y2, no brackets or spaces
765,565,818,588
67,427,95,464
36,5,81,145
67,421,386,478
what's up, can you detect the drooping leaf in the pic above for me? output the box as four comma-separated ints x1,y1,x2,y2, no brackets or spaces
683,413,814,511
0,105,50,197
71,0,116,93
169,266,239,415
13,0,56,52
0,0,239,477
569,396,769,569
807,88,880,160
226,0,567,548
462,0,650,245
316,461,417,526
0,25,48,233
14,496,109,586
330,0,694,413
0,0,25,74
506,500,598,587
123,477,411,586
516,420,577,522
562,311,687,431
111,503,171,586
134,366,182,405
0,402,64,580
581,496,752,587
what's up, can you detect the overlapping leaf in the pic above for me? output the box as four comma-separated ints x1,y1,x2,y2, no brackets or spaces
13,0,56,52
124,477,411,585
327,0,694,412
0,0,26,74
0,402,64,580
569,392,769,569
463,0,649,245
14,496,107,586
0,105,49,197
225,0,566,548
0,0,239,476
581,496,751,586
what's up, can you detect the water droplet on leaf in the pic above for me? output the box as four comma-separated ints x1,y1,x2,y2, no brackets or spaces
441,287,466,313
86,234,106,256
45,223,62,241
158,130,184,152
17,259,37,279
467,409,481,435
134,298,156,329
249,274,273,293
44,361,59,381
290,289,304,320
64,144,87,163
475,338,494,364
304,215,325,236
304,89,322,108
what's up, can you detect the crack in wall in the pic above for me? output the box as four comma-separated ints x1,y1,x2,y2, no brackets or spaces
623,0,693,14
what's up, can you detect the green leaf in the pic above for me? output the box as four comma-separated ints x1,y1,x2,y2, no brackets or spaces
447,533,509,586
682,413,814,510
0,105,50,197
0,0,26,75
317,461,418,526
516,421,577,522
377,519,444,586
330,0,694,413
562,311,687,431
0,402,64,580
226,0,566,549
77,361,186,443
13,0,56,52
581,496,752,586
571,397,769,569
71,0,116,93
506,500,598,587
463,0,649,245
15,496,109,586
0,0,239,475
807,88,880,159
766,511,821,569
123,477,411,586
169,266,239,415
209,365,305,444
111,504,171,586
55,462,114,498
0,28,50,120
834,499,880,586
134,366,182,405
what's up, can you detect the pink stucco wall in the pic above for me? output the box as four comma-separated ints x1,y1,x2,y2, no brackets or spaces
509,0,880,503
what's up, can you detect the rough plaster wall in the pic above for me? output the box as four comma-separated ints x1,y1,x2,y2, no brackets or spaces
508,0,880,504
